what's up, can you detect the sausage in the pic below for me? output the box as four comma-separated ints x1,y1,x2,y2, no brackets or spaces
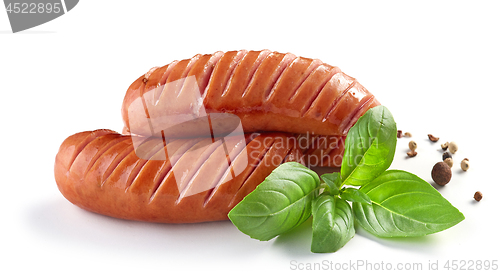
297,134,346,167
55,50,379,222
54,129,304,223
121,50,380,139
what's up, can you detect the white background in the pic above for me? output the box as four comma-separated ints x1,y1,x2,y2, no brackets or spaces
1,1,499,273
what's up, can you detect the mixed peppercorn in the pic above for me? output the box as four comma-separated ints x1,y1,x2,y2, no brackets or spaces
398,131,480,201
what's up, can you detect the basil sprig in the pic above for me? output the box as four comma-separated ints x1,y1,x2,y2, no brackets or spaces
228,162,320,241
228,106,465,253
341,105,397,186
353,170,465,237
311,194,355,253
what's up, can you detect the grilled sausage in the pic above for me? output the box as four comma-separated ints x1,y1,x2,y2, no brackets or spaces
55,50,379,222
54,129,304,223
121,50,380,139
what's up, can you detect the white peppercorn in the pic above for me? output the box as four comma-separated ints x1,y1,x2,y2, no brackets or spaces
448,141,458,154
461,159,469,171
444,158,453,168
408,140,417,152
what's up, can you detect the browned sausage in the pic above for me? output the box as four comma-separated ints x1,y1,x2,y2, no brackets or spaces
55,50,379,222
121,50,380,139
297,134,346,167
54,129,304,223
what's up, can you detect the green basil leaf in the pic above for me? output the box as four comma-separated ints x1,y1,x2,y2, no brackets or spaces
311,194,355,253
321,173,341,195
340,188,371,204
353,170,465,237
341,105,397,186
228,162,320,241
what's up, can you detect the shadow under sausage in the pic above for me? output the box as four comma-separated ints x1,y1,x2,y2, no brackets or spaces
24,198,266,256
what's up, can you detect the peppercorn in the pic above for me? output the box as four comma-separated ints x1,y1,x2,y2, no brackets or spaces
474,191,483,202
431,162,452,186
428,134,440,142
409,140,417,151
441,142,449,151
461,159,469,171
448,141,458,154
444,158,453,168
407,151,417,157
442,152,452,161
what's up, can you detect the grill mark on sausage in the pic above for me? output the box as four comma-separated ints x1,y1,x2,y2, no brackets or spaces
148,162,172,203
220,51,248,98
262,53,296,102
149,138,203,203
240,52,297,106
223,50,271,98
175,54,203,98
124,139,168,192
177,138,242,204
305,135,343,166
300,67,341,117
155,60,179,105
280,146,295,164
241,51,283,99
228,137,275,207
66,130,116,172
202,134,255,207
138,78,157,135
323,77,358,122
123,50,379,140
104,149,143,190
159,61,178,86
265,55,300,102
204,50,248,107
319,136,338,162
198,51,224,96
341,94,375,135
82,135,129,180
302,134,324,156
158,55,201,104
265,56,297,102
143,66,167,106
81,135,128,176
69,133,123,177
180,54,213,99
100,139,136,187
184,54,202,75
322,135,345,167
288,60,324,102
175,140,225,204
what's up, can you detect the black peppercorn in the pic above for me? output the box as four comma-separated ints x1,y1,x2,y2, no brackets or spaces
431,162,452,186
442,152,452,161
474,191,482,202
